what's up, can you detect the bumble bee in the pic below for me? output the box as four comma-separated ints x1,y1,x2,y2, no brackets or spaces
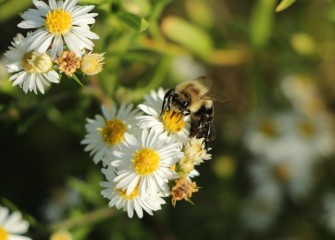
161,76,220,149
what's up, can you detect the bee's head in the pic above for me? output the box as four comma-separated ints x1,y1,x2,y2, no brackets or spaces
172,93,190,111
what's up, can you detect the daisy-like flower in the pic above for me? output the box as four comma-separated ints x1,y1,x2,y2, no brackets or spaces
18,0,99,59
243,112,283,157
241,182,282,232
4,33,60,94
112,129,184,197
137,88,190,147
280,111,335,160
81,104,140,166
101,166,165,218
0,205,31,240
184,137,211,165
80,52,104,75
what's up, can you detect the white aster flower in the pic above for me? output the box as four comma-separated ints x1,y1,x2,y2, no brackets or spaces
81,104,140,166
184,137,211,165
112,129,184,197
249,155,314,201
137,88,190,147
241,182,282,232
0,205,31,240
243,112,284,157
280,111,335,160
101,166,165,218
4,33,59,94
18,0,99,58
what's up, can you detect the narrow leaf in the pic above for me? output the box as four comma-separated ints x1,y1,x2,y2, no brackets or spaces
118,12,150,32
276,0,296,12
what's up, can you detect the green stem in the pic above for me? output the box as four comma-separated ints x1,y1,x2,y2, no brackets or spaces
51,207,116,231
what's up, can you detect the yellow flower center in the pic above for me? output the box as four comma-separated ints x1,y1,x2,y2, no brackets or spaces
274,164,291,182
161,110,185,133
259,119,277,138
22,51,53,73
132,148,160,176
118,184,139,200
101,119,127,146
0,226,8,240
45,8,72,35
298,120,315,138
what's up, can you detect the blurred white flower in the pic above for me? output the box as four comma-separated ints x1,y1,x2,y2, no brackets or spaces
280,111,335,160
170,55,207,81
0,205,31,240
101,166,165,218
81,104,140,166
281,75,324,115
241,182,282,232
18,0,99,58
136,88,190,147
243,112,283,156
249,155,314,201
111,129,183,197
322,193,335,233
4,33,59,94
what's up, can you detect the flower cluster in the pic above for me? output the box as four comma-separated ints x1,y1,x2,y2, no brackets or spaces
241,75,335,232
0,205,31,240
4,0,104,94
82,88,213,218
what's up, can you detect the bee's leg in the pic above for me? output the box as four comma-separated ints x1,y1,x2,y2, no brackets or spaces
161,88,175,116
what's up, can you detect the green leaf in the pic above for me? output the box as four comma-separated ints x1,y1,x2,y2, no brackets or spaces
71,74,85,87
78,0,107,4
118,12,150,32
250,0,276,49
161,16,213,58
276,0,296,12
0,0,32,22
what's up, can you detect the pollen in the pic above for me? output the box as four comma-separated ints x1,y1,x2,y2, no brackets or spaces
132,148,160,176
0,226,8,240
162,110,185,133
22,51,53,73
118,184,139,200
101,119,127,146
45,8,72,35
55,51,81,77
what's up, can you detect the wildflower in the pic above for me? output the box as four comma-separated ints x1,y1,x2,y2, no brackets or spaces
112,129,183,197
241,183,282,232
136,88,190,147
101,166,165,218
18,0,99,58
4,33,59,94
80,53,104,75
184,137,211,165
50,229,73,240
243,112,283,157
81,104,140,166
171,176,199,206
55,51,81,77
0,205,31,240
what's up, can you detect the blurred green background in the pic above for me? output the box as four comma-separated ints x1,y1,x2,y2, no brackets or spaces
2,0,335,239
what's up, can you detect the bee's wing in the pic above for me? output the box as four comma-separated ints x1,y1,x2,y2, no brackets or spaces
194,76,230,103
